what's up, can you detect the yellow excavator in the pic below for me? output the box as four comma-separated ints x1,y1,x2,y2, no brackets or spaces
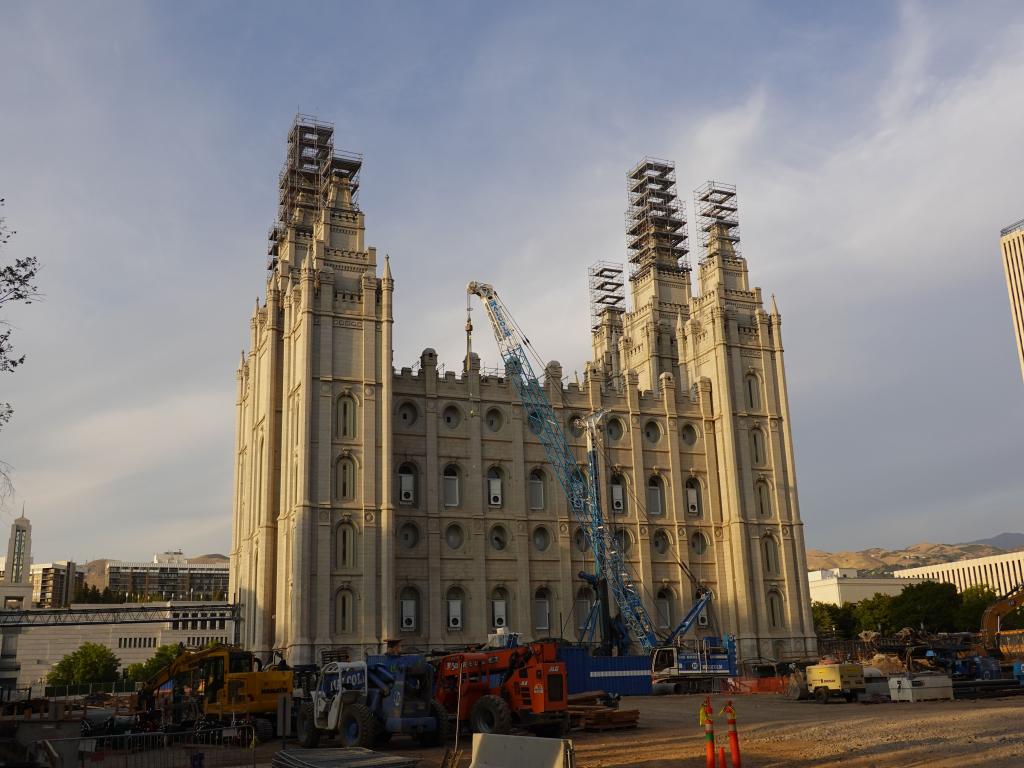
981,582,1024,659
138,643,292,739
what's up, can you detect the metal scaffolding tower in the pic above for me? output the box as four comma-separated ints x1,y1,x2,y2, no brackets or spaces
625,157,689,279
588,261,626,330
694,181,741,262
267,114,363,269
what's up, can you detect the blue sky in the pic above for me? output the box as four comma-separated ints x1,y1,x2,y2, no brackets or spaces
1,1,1022,561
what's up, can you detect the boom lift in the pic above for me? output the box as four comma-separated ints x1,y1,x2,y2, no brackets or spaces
467,282,735,684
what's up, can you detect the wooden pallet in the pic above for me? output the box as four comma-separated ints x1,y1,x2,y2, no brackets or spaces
568,704,640,732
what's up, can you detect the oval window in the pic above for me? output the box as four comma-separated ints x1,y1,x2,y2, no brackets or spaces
398,522,420,549
652,529,670,555
397,402,418,427
644,420,662,444
532,526,551,552
690,531,709,556
489,525,509,551
485,408,504,432
445,523,464,550
681,424,698,446
606,417,624,441
442,405,462,429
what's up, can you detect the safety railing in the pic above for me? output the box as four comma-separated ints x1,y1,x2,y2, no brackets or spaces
29,725,258,768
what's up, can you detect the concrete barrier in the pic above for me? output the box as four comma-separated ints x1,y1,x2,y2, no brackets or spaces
469,732,575,768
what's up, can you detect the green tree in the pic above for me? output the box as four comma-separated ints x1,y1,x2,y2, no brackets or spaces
957,585,999,632
854,592,896,634
48,643,120,685
812,602,858,639
890,581,960,633
122,644,181,683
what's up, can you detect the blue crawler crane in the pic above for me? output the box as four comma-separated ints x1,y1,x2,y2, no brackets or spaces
467,282,736,688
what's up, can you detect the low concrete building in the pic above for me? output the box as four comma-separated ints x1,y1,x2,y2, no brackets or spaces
807,568,925,606
13,601,236,689
894,551,1024,595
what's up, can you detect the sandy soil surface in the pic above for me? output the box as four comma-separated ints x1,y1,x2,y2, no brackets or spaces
254,693,1024,767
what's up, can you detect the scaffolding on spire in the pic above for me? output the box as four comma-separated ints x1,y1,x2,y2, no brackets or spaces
588,261,626,330
625,157,689,279
694,181,740,262
267,114,363,268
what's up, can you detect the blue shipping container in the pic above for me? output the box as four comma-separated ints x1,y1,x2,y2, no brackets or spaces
558,647,652,696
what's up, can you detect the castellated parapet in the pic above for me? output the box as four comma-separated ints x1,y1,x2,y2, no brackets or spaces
231,123,816,665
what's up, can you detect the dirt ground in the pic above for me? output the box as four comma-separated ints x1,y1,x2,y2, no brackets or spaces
255,693,1024,767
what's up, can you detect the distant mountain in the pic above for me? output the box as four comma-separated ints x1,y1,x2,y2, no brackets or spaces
966,532,1024,551
806,541,1008,576
188,553,229,563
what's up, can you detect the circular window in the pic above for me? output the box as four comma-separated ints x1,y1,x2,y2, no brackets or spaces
573,528,589,553
532,526,551,552
652,529,670,555
445,523,464,550
613,528,633,554
489,525,509,551
681,424,698,446
643,420,662,444
397,402,418,427
442,405,462,429
485,408,504,432
690,531,709,556
398,522,420,549
567,415,584,438
606,417,624,441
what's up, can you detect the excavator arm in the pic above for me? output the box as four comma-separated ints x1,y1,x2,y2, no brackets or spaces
981,582,1024,649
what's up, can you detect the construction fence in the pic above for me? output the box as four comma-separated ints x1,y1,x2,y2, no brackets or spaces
29,725,258,768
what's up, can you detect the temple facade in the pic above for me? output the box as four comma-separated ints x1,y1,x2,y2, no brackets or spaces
230,119,816,665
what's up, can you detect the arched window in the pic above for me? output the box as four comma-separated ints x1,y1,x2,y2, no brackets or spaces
399,587,420,632
610,474,627,515
655,588,673,629
756,481,772,518
767,590,784,628
398,463,417,505
534,587,551,632
751,429,766,465
336,457,356,501
442,464,460,507
575,586,595,634
647,476,665,517
528,469,545,510
491,587,509,629
745,374,761,411
685,477,703,517
337,394,357,438
487,466,503,508
336,522,356,569
335,589,355,634
446,586,465,632
763,536,780,576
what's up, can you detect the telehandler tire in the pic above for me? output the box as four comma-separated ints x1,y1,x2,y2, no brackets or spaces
469,695,512,735
296,703,320,748
339,703,378,748
417,700,451,746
